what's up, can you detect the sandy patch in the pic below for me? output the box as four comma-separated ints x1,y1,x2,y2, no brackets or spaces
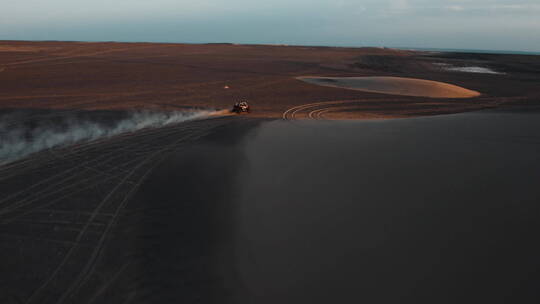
297,76,481,98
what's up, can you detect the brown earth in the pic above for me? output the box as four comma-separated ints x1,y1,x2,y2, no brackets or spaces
0,40,539,119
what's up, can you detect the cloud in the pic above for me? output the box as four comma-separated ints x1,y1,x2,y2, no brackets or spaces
444,5,465,12
389,0,411,12
490,4,540,11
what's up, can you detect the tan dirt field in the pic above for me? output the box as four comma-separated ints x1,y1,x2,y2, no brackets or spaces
1,41,539,119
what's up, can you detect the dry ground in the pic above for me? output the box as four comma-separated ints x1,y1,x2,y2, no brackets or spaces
1,41,540,304
1,41,539,119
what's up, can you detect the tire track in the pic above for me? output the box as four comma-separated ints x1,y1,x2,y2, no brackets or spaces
0,129,198,219
24,149,160,304
8,117,230,304
58,123,227,303
0,133,174,211
283,100,364,120
281,99,387,120
0,233,94,248
0,118,211,197
0,118,229,222
58,124,226,304
283,96,502,120
85,261,131,304
0,115,211,179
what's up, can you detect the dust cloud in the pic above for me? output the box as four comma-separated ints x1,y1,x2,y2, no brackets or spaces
0,110,217,164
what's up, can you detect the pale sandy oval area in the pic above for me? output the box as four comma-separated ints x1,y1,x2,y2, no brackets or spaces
297,76,481,98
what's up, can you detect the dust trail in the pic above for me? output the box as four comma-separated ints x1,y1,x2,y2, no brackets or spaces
210,109,235,116
0,110,220,165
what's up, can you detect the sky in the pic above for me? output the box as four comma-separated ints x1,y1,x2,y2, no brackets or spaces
1,0,540,52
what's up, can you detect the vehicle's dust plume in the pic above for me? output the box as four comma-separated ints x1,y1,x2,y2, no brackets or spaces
0,110,217,165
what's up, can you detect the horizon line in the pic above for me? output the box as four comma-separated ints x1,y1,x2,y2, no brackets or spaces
2,39,540,56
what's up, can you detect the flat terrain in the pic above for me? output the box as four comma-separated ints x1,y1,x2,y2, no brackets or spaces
0,113,255,303
1,41,540,303
1,41,540,118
